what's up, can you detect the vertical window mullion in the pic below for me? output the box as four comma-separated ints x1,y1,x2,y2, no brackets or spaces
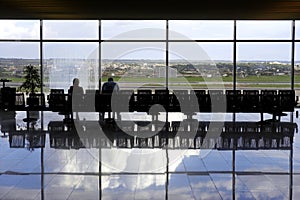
166,20,169,90
233,20,237,90
40,19,43,94
39,19,44,131
99,20,102,90
292,20,295,90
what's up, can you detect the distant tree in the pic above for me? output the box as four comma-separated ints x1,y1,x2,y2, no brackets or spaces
19,64,41,94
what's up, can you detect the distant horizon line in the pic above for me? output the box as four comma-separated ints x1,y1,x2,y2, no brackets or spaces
0,57,296,63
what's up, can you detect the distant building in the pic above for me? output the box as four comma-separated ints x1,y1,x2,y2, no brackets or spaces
154,66,177,78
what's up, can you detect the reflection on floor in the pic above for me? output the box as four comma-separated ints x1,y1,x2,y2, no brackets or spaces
0,110,300,200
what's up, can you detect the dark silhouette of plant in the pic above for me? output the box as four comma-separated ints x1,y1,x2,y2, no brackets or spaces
20,64,41,94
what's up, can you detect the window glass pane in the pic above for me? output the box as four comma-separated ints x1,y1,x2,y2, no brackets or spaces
236,20,292,40
169,42,233,90
43,42,99,92
169,20,234,40
101,20,166,40
0,42,40,88
237,42,291,90
295,21,300,39
43,20,99,40
0,20,40,39
101,42,166,90
294,43,300,93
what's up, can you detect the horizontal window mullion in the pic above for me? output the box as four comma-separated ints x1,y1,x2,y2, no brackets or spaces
102,39,295,42
42,39,99,42
0,39,296,43
236,39,293,42
0,39,99,42
0,39,40,42
101,39,167,42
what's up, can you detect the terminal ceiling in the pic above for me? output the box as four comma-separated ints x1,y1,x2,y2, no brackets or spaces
1,0,300,20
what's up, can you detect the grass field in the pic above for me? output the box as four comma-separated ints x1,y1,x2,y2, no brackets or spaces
108,75,296,83
6,75,300,90
10,75,297,83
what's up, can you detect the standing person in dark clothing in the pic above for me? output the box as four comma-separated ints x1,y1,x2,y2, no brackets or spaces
68,78,84,120
101,77,119,120
102,77,119,93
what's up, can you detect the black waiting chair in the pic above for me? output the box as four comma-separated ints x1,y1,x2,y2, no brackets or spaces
278,90,296,112
136,89,152,112
1,87,16,110
171,90,189,112
84,89,97,112
208,90,226,112
193,90,210,112
15,93,25,110
260,90,279,114
48,89,67,112
67,88,84,112
114,90,135,113
153,89,169,111
99,93,113,118
27,93,45,110
95,90,115,120
242,90,260,112
226,90,242,112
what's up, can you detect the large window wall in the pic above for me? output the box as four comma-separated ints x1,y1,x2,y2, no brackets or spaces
101,20,167,90
236,20,293,90
0,19,298,94
42,20,99,92
0,20,40,86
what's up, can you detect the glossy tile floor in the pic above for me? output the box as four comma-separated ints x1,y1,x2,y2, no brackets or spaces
0,109,300,200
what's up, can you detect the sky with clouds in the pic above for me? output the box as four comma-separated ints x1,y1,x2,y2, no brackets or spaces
0,20,299,61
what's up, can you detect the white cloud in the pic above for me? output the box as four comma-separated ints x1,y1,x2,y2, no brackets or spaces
0,20,39,39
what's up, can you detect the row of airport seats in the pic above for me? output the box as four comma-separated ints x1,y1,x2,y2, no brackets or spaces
0,87,46,111
47,119,297,150
48,88,297,115
0,88,297,117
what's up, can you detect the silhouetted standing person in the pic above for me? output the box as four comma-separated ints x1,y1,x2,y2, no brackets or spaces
101,77,119,120
69,78,84,120
102,77,119,93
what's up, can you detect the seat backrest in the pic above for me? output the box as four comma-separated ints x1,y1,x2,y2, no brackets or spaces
173,90,188,96
226,90,241,96
119,90,135,96
192,90,206,96
137,90,152,101
243,90,259,96
261,90,277,96
15,93,25,110
28,93,45,108
260,90,278,107
137,89,152,95
50,89,64,94
242,90,260,110
48,89,67,111
85,89,97,95
1,87,16,110
155,89,169,95
154,89,169,104
243,90,259,102
278,89,295,111
208,90,224,95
